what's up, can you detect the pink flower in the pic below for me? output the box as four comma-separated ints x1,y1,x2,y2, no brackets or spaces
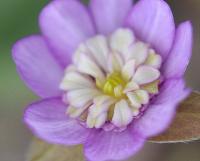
12,0,193,160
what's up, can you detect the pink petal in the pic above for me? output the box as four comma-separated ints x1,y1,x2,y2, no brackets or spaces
39,0,95,66
163,21,193,79
126,0,175,59
89,0,132,35
12,35,63,98
131,78,190,137
24,98,91,145
84,129,145,161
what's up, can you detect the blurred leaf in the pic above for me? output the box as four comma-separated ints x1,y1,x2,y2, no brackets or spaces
150,92,200,143
26,138,84,161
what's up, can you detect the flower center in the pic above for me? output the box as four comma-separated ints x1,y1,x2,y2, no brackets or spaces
97,72,126,98
60,28,162,130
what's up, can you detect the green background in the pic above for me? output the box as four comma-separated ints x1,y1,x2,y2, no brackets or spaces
0,0,200,161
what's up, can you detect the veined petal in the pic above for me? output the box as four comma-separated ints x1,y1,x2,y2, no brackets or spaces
24,98,91,145
39,0,95,66
163,21,193,79
126,42,148,66
127,90,149,108
126,0,175,59
84,129,145,161
76,54,105,80
110,28,135,54
67,88,100,108
108,53,124,72
123,81,139,93
66,105,88,119
112,100,133,127
12,36,63,98
86,111,107,128
122,59,136,81
134,66,160,85
90,0,132,35
60,72,94,90
90,95,116,118
86,35,109,72
145,49,162,69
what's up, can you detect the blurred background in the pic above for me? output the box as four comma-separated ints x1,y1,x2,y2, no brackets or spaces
0,0,199,161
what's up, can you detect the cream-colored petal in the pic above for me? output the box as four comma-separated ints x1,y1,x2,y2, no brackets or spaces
123,81,139,93
126,42,148,66
86,114,96,128
122,59,136,81
112,100,133,127
60,72,94,90
67,89,100,108
145,49,162,68
86,112,107,129
73,43,89,64
95,113,107,128
134,65,160,85
86,35,109,71
90,95,115,118
127,90,149,108
108,52,123,72
66,105,88,118
76,54,105,80
110,28,135,54
127,92,141,108
141,80,159,94
135,90,149,104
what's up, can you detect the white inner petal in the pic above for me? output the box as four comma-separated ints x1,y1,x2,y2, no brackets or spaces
86,35,109,71
145,49,162,68
127,90,149,108
123,81,139,93
108,52,124,72
110,28,135,54
126,42,148,66
112,100,133,127
76,54,105,80
67,88,100,108
90,95,115,118
60,72,94,90
122,59,136,81
134,65,160,85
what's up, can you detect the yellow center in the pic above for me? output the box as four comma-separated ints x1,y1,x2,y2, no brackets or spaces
96,72,126,98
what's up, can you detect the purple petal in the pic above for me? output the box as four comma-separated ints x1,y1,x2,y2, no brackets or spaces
24,98,91,145
39,0,95,66
84,129,145,161
126,0,175,59
90,0,132,35
153,78,191,105
131,78,190,137
163,21,193,79
12,35,63,98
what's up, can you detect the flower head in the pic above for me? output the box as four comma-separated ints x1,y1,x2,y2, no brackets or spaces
12,0,193,161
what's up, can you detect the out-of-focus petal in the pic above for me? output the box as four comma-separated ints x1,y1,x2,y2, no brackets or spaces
24,98,91,145
163,21,193,79
39,0,95,66
90,0,132,35
84,129,145,161
126,0,175,59
131,78,190,137
12,35,63,98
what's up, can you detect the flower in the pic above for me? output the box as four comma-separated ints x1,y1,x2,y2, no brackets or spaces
12,0,193,161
